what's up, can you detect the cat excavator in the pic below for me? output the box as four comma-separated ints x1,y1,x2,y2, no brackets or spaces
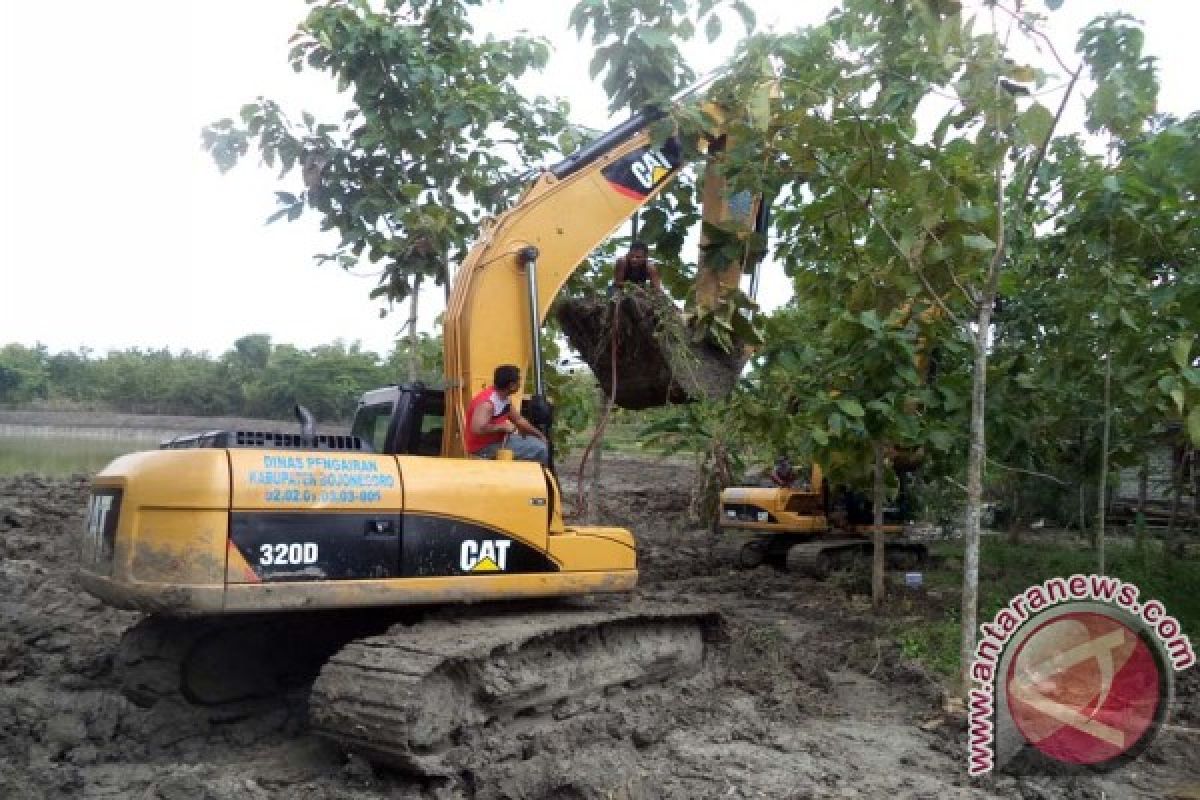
715,307,942,578
716,462,928,577
77,83,757,775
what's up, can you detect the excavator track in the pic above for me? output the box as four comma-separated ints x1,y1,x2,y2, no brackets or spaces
309,604,724,776
710,530,771,569
784,538,929,579
116,610,409,716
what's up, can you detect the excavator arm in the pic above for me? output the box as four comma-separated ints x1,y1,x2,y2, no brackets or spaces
442,96,770,455
442,110,687,456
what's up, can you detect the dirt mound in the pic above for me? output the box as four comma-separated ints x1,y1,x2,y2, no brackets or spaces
0,470,1194,799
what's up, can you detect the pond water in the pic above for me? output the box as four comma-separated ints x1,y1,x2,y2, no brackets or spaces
0,428,166,477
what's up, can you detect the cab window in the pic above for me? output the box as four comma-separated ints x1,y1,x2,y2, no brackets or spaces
414,403,444,456
351,403,393,453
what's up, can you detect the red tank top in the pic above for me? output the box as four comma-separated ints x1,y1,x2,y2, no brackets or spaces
464,386,509,454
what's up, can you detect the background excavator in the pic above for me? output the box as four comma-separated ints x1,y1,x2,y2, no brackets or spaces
716,462,928,576
715,306,942,577
77,84,759,775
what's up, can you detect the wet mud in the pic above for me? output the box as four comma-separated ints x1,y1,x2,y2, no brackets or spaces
0,463,1195,799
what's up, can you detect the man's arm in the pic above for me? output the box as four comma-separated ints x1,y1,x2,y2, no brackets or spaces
648,263,662,291
470,401,516,437
613,256,627,286
506,408,547,441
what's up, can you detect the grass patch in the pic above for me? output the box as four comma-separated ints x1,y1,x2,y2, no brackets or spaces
896,616,961,678
894,534,1200,678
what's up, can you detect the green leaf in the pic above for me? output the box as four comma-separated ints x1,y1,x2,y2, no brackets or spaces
731,0,757,33
705,14,722,43
837,397,865,418
1017,103,1054,145
1102,175,1120,193
1006,65,1037,83
1171,388,1185,414
929,430,955,451
812,428,829,447
1189,406,1200,446
1118,308,1138,330
1170,335,1194,369
962,233,996,251
747,82,771,131
637,29,673,50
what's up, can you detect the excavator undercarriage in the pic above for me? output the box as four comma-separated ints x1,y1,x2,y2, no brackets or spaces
113,602,723,776
716,483,929,578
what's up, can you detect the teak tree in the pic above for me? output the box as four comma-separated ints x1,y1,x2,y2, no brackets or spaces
203,0,570,376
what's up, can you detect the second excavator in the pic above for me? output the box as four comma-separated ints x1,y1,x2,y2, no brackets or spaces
716,461,929,577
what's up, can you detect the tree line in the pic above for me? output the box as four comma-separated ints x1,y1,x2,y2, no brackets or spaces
0,333,442,423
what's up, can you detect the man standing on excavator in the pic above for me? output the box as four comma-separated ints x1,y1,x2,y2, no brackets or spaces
612,241,662,292
465,365,549,465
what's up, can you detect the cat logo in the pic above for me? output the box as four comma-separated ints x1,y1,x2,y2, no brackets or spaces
460,539,512,573
601,139,682,200
630,149,674,190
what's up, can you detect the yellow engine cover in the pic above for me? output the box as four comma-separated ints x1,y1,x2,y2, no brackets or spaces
78,448,636,616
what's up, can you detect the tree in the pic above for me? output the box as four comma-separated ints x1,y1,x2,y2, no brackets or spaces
0,344,50,406
203,0,570,377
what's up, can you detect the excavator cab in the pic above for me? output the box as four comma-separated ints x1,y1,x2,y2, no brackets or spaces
350,384,445,457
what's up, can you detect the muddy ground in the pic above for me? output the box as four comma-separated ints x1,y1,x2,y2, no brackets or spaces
0,457,1196,799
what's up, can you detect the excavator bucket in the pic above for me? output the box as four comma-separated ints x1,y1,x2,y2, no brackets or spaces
555,292,746,410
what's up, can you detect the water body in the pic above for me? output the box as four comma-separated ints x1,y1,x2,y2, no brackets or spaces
0,412,296,478
0,428,165,477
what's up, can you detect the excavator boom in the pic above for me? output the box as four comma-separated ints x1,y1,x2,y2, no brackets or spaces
443,111,684,455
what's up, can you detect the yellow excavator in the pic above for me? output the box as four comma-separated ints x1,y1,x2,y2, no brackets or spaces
716,307,941,578
78,86,755,774
716,462,928,576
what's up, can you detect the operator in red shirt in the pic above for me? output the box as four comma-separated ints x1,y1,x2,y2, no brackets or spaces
465,364,549,465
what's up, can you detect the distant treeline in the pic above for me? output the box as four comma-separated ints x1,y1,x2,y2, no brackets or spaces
0,334,442,422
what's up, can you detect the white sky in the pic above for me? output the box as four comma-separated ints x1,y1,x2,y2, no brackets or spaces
0,1,1195,358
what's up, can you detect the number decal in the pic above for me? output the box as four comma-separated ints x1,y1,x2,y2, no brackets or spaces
257,542,319,566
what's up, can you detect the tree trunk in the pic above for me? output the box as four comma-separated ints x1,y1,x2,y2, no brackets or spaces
960,318,991,690
872,441,886,611
1192,451,1199,534
1096,353,1112,574
1166,451,1183,557
441,165,453,307
406,274,423,384
1078,483,1089,540
1136,454,1149,552
1007,483,1021,546
588,390,605,524
954,67,1076,694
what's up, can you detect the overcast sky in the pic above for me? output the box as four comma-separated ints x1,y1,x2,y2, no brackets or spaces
1,1,1195,358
